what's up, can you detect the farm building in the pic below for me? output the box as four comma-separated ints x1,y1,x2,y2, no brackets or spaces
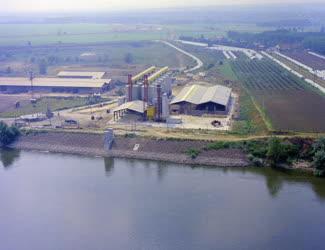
57,71,106,79
112,100,146,121
0,77,111,94
170,84,232,115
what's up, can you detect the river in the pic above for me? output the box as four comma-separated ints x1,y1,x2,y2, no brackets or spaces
0,148,325,250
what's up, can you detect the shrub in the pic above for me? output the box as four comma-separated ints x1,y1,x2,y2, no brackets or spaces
0,122,21,146
205,141,242,150
186,148,201,159
266,137,285,166
313,137,325,153
245,140,268,158
313,150,325,171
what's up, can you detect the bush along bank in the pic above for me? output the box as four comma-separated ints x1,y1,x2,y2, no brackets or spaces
0,122,21,147
186,137,325,176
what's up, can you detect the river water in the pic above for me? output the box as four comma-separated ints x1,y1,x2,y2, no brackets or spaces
0,149,325,250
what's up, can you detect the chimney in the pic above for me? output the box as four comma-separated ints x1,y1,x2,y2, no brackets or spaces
128,74,133,102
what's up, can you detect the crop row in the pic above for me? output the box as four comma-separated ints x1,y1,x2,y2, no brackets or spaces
231,59,305,92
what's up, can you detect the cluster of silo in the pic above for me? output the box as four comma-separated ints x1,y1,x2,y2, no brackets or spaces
125,66,173,121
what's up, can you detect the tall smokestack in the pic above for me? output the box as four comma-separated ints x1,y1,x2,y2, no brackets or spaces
128,74,133,102
156,84,162,121
143,74,149,103
143,74,149,120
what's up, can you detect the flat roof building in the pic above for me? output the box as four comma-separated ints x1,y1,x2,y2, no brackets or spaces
170,84,232,115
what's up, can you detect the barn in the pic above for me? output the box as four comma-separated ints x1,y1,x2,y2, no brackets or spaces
170,84,232,115
0,77,111,94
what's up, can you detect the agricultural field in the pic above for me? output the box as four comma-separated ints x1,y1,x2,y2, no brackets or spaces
231,58,325,132
0,95,109,118
281,51,325,70
271,52,325,88
0,41,193,79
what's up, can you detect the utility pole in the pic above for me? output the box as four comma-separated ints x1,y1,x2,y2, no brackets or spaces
29,71,34,99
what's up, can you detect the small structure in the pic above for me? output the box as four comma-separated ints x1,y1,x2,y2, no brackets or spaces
170,84,232,115
112,100,146,121
20,113,47,122
104,129,114,150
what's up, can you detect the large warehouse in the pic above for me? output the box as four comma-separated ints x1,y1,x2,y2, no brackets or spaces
57,71,106,79
170,84,232,115
0,77,111,94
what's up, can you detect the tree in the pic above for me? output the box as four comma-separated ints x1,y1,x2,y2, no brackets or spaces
0,122,20,147
313,150,325,171
6,66,12,74
39,59,47,75
266,137,283,166
313,137,325,152
124,53,134,64
312,137,325,174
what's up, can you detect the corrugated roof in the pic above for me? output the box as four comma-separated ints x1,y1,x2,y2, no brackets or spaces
113,100,145,114
132,66,156,82
0,77,110,88
57,71,106,79
171,84,231,106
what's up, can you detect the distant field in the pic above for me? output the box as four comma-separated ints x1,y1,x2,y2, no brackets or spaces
0,41,193,77
0,23,271,46
282,51,325,70
231,58,325,132
271,52,325,88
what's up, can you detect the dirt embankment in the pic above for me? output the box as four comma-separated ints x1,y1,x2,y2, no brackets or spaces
11,132,249,167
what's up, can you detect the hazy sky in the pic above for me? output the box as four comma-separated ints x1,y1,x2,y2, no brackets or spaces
3,0,321,12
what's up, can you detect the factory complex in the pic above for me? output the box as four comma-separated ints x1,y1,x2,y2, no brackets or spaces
112,66,233,126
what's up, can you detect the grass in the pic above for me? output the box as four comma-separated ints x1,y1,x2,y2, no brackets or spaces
0,96,109,118
218,61,238,81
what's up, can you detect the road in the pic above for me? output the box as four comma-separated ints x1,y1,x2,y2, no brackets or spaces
158,40,204,73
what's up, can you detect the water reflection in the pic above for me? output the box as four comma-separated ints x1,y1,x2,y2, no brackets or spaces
239,167,325,201
156,161,168,182
265,174,283,198
111,158,325,201
104,157,114,177
0,148,20,169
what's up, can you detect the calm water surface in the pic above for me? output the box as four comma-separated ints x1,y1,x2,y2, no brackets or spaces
1,149,325,250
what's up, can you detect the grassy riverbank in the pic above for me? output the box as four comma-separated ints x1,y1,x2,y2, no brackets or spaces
5,129,325,176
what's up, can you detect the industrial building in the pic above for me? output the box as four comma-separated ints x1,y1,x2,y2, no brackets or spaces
118,66,173,121
170,84,232,115
0,77,111,94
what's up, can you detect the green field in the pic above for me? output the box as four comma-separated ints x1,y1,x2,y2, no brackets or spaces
0,23,272,46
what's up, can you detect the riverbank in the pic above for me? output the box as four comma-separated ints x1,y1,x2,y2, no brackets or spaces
11,131,249,167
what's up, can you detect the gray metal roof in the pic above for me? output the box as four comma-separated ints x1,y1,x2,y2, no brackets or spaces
170,84,231,106
113,100,146,114
0,77,110,88
57,71,106,79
